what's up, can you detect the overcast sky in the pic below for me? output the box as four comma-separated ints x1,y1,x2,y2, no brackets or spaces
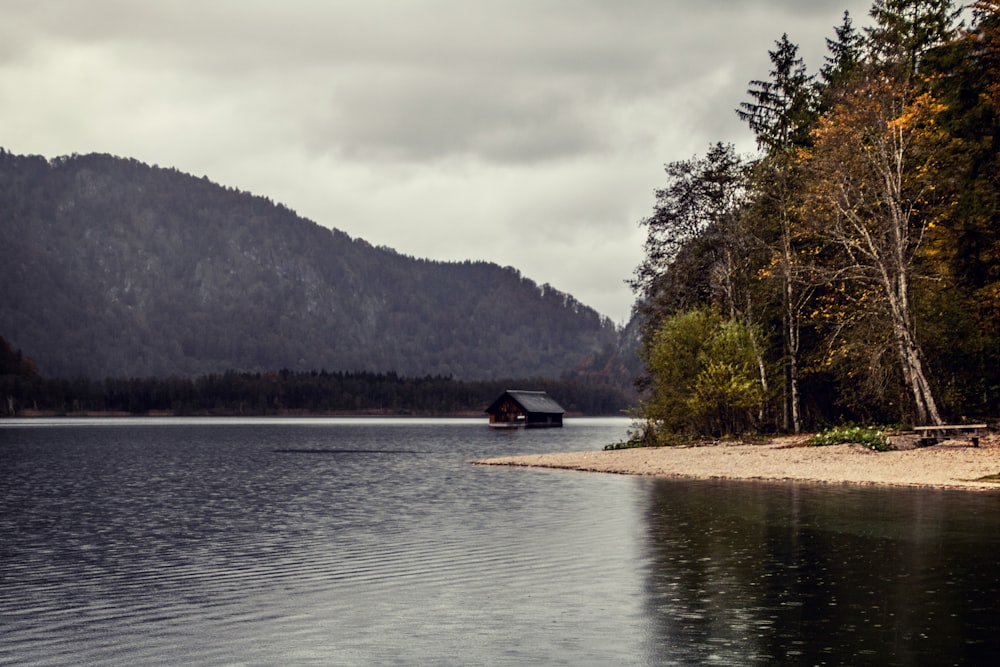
2,0,876,323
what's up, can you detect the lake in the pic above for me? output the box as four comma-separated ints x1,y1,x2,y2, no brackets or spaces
2,417,999,665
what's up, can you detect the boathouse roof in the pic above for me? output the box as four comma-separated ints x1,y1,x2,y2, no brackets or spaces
486,390,565,415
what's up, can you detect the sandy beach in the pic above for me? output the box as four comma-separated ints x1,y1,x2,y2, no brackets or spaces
473,435,1000,491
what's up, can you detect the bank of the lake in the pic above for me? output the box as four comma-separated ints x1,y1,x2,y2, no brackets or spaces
474,436,1000,491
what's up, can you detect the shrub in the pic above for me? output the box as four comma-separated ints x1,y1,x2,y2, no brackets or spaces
809,425,893,452
642,309,764,439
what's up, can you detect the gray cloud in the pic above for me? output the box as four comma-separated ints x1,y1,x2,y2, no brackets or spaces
0,0,876,321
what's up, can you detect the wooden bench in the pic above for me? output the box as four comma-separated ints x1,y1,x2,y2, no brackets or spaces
913,424,988,447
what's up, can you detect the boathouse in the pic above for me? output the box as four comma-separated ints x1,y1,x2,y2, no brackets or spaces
486,390,565,428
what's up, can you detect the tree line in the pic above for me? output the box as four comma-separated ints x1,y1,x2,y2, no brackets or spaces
632,1,1000,442
0,338,629,417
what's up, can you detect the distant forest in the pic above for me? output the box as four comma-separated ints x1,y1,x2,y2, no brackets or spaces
632,1,1000,441
0,337,631,417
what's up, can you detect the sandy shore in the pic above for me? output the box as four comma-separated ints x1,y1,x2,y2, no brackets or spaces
473,435,1000,491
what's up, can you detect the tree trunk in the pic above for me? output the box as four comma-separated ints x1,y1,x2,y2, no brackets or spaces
784,250,802,434
890,318,942,425
895,320,941,425
749,328,770,425
882,270,943,425
780,212,802,434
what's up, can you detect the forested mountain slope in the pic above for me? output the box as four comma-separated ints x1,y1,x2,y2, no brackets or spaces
0,150,619,380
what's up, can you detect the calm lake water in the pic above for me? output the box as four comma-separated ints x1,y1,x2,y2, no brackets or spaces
2,417,1000,665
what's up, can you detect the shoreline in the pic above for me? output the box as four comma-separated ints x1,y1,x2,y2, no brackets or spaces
473,436,1000,491
2,408,493,419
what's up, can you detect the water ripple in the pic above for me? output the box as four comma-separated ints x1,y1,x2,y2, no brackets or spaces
2,419,645,666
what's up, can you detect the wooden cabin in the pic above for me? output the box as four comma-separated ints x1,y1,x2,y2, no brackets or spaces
486,390,565,428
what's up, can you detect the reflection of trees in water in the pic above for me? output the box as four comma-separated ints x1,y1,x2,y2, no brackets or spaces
639,480,1000,664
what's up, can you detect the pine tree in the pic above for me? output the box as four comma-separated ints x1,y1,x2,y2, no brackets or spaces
737,34,815,433
866,0,961,75
820,11,863,97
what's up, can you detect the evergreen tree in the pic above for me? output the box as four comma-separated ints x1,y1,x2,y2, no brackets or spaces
631,142,748,333
738,34,816,433
820,11,863,98
738,33,816,150
866,0,961,75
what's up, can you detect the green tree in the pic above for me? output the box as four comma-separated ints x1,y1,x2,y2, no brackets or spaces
738,34,816,150
738,34,816,433
631,144,776,430
866,0,961,74
820,11,864,104
641,309,763,440
631,142,748,326
689,319,767,437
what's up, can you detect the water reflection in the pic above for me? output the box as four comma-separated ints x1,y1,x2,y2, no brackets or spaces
640,480,1000,664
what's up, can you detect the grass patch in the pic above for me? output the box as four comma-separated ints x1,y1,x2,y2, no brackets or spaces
809,425,893,452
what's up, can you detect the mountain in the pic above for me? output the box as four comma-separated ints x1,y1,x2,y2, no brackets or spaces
0,150,621,380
